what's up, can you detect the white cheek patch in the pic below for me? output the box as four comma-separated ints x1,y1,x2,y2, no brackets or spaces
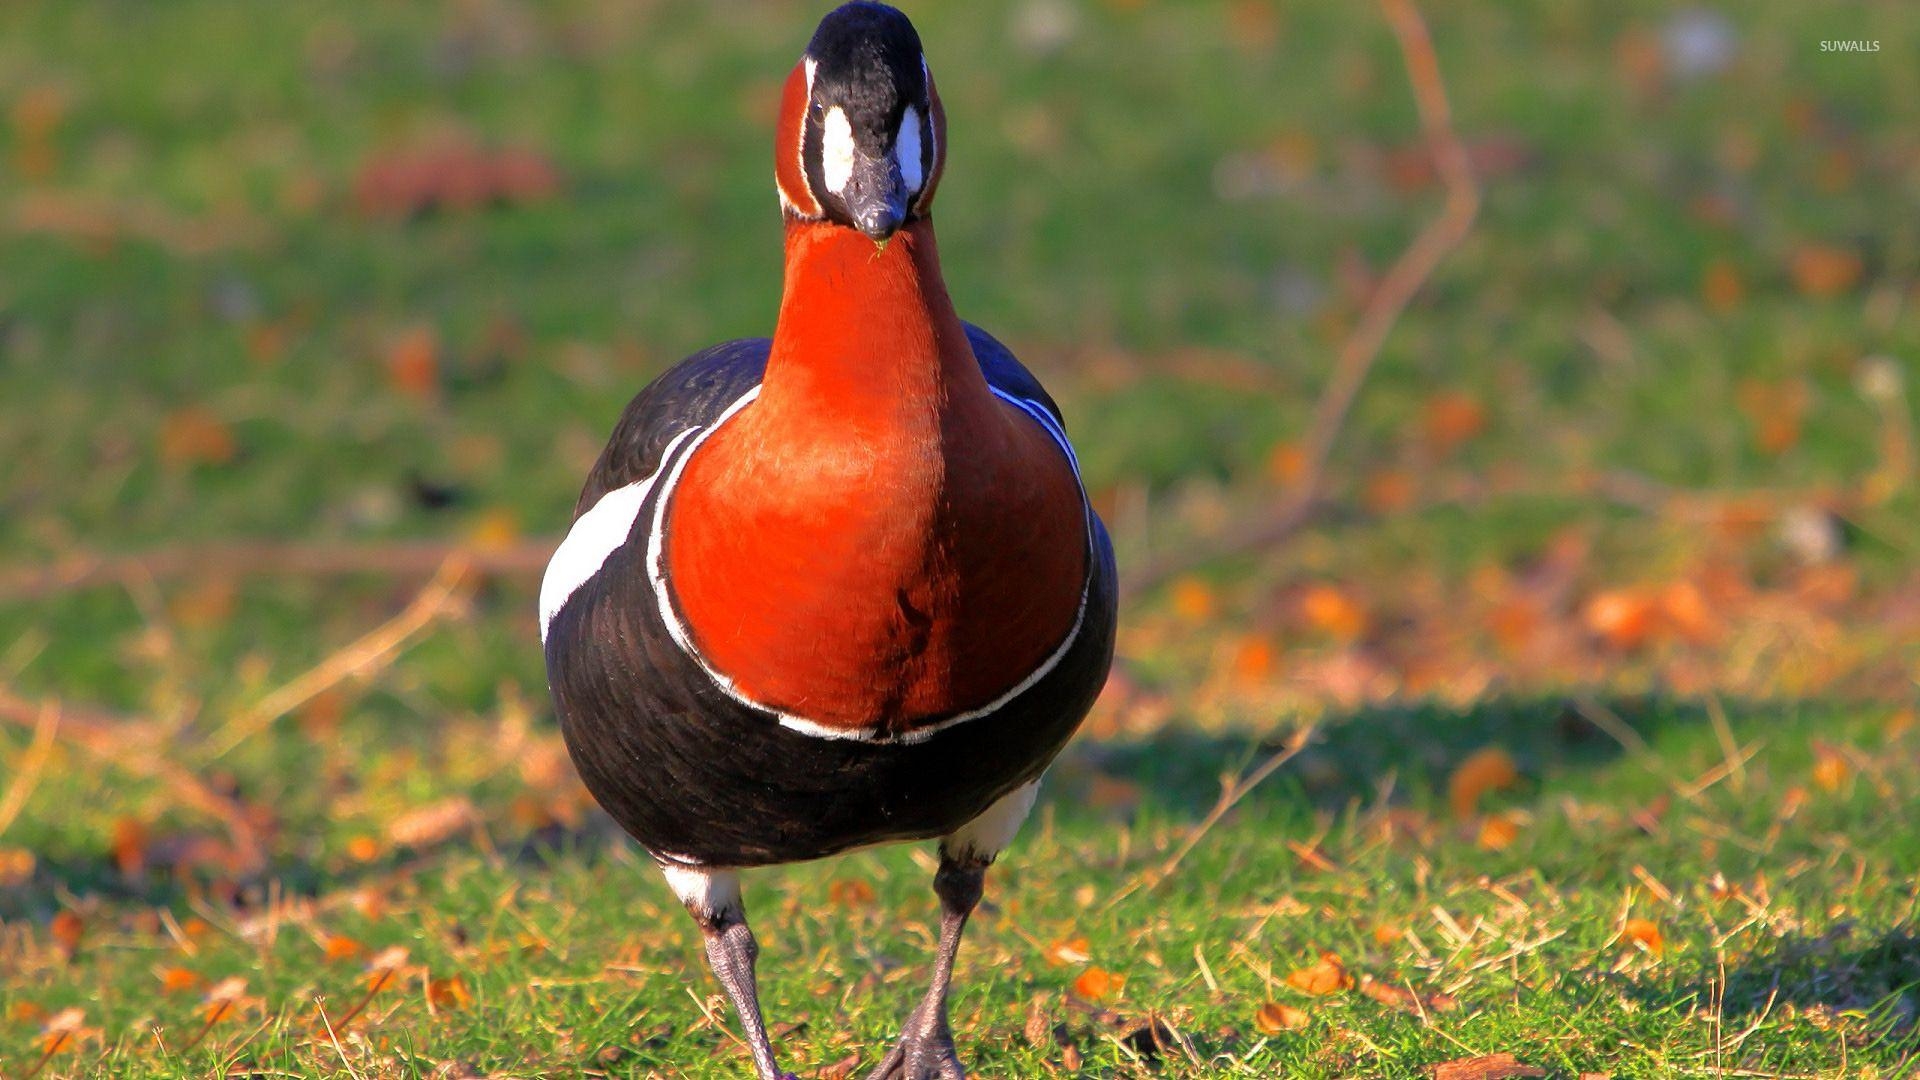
897,105,924,195
821,106,855,194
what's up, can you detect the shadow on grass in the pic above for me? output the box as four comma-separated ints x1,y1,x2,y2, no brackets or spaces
1631,924,1920,1049
1057,692,1709,817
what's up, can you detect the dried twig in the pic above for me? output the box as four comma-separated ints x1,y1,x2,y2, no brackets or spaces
0,537,552,604
203,556,476,760
1103,723,1317,911
0,696,59,841
0,689,266,871
1121,0,1479,599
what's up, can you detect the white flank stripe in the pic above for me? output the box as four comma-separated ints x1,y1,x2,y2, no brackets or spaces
539,427,698,641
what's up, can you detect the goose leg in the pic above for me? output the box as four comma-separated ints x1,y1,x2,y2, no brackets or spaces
868,855,986,1080
870,780,1039,1080
662,864,797,1080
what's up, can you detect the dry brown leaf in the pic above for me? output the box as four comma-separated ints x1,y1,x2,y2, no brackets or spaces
0,846,36,887
1229,634,1277,683
158,966,199,993
1170,577,1217,621
1476,812,1521,851
1254,1001,1309,1033
1266,440,1306,485
1622,917,1665,956
1701,259,1744,312
827,878,876,908
1285,952,1353,996
1582,589,1661,650
386,797,479,849
1431,1053,1547,1079
1045,937,1093,967
1359,976,1458,1015
159,407,239,468
1362,469,1417,513
1790,243,1863,298
1422,391,1488,455
1811,744,1851,792
1448,747,1519,819
50,910,84,956
1302,585,1369,641
386,325,440,401
427,975,473,1009
1072,966,1125,1001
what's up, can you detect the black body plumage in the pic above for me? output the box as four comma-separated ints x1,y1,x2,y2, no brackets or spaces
542,326,1117,868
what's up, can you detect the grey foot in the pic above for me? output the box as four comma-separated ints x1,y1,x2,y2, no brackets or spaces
868,1006,966,1080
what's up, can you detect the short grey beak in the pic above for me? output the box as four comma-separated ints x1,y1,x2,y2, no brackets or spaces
844,151,907,242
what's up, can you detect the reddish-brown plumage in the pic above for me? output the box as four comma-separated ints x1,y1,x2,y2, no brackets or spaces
665,219,1087,733
773,61,822,218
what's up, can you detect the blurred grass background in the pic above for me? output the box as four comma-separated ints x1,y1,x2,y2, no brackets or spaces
2,1,1918,1077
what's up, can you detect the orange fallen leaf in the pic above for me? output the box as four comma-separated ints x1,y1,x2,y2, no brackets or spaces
50,911,84,956
1448,747,1519,819
1622,918,1665,956
1360,975,1459,1015
346,836,382,862
1701,259,1744,312
1423,392,1488,455
386,797,479,848
0,846,34,887
827,878,876,907
1072,966,1125,1001
1477,812,1521,851
1372,924,1404,947
1736,378,1810,456
1044,937,1093,967
324,934,364,961
427,975,473,1010
10,1000,46,1023
1362,469,1417,513
1811,745,1850,792
1301,585,1369,641
1431,1053,1547,1079
1254,1001,1309,1033
159,406,238,467
111,817,149,878
1170,577,1217,621
1486,599,1542,652
1229,634,1277,682
1285,951,1353,996
158,966,200,993
1266,440,1306,485
386,325,440,401
1583,589,1661,650
1790,243,1863,298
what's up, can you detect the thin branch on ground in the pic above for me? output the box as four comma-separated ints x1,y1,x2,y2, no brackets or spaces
0,689,266,871
1121,0,1480,600
1103,722,1318,912
203,555,476,760
0,537,552,604
0,695,59,841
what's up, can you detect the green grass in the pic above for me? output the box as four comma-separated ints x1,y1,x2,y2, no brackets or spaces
2,0,1918,1076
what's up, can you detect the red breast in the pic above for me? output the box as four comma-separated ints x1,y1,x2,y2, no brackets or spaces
664,220,1087,733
